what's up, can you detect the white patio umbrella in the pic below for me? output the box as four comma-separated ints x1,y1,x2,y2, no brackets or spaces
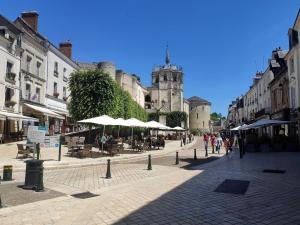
172,126,185,131
145,120,168,129
78,115,118,151
115,118,127,138
145,121,169,139
239,119,291,130
124,118,147,149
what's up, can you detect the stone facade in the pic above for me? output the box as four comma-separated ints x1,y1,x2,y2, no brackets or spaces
188,96,211,132
115,70,147,108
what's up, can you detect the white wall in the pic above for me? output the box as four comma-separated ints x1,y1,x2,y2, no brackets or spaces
0,33,21,113
45,45,78,111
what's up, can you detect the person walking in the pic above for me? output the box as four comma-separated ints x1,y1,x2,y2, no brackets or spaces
216,134,223,154
210,134,216,154
203,133,209,153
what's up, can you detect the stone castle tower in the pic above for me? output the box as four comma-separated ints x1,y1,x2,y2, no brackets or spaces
145,47,184,115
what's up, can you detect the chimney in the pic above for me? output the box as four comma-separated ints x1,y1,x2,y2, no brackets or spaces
59,41,72,59
21,11,39,32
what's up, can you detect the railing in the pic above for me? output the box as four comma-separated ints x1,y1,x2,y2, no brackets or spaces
5,72,16,84
54,71,59,77
63,76,68,82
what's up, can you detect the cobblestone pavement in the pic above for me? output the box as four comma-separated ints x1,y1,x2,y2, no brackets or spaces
9,137,219,195
0,141,299,224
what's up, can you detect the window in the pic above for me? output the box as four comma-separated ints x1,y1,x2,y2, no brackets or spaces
36,61,41,76
26,56,32,72
54,62,58,76
63,86,66,98
36,87,40,102
155,76,159,83
6,62,13,73
203,121,205,127
25,84,31,100
197,113,198,119
163,74,167,81
173,73,177,82
290,57,295,74
54,82,58,93
5,88,12,102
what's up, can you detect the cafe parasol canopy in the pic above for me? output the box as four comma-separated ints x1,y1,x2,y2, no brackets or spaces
123,118,147,148
239,119,291,130
172,126,185,131
78,115,118,151
145,120,169,129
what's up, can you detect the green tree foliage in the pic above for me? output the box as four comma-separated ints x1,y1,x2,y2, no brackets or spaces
166,111,188,128
69,69,148,121
210,112,223,121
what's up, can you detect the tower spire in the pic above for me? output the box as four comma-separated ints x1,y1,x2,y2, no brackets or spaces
165,45,170,65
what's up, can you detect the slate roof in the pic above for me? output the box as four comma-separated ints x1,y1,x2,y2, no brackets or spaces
188,96,211,106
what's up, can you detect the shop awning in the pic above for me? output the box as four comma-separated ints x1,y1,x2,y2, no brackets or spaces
24,103,64,120
0,111,39,122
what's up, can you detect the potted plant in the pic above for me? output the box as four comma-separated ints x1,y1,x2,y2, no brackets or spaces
53,92,59,98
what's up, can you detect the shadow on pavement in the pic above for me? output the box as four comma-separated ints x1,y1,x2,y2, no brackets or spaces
112,151,300,224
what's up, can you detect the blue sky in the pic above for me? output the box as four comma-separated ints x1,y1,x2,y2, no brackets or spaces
1,0,299,115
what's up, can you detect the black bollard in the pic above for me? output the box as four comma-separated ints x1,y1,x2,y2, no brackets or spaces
147,154,152,170
175,151,179,165
106,159,111,179
194,149,197,160
205,146,208,157
180,139,182,147
0,194,2,208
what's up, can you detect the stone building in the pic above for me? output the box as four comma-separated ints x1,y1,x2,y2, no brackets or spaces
76,61,116,80
45,40,79,134
115,70,147,108
188,96,211,132
145,48,186,125
0,15,23,137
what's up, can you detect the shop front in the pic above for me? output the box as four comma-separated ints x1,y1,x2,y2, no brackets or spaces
0,111,38,142
22,103,64,135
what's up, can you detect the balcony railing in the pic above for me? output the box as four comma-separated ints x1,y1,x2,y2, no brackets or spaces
63,76,68,82
5,72,16,84
54,71,58,77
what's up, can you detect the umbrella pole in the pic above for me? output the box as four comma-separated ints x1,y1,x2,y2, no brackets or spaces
118,125,120,138
102,125,105,154
131,127,134,150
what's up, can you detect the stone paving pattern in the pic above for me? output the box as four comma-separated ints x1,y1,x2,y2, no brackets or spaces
0,137,299,224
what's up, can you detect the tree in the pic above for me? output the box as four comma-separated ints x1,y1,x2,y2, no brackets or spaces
69,69,148,121
69,69,116,121
210,112,224,122
166,111,188,128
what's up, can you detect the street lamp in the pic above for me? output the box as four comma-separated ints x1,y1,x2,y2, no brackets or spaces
151,100,165,122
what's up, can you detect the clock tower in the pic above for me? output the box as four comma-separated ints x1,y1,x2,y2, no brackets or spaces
146,47,184,114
